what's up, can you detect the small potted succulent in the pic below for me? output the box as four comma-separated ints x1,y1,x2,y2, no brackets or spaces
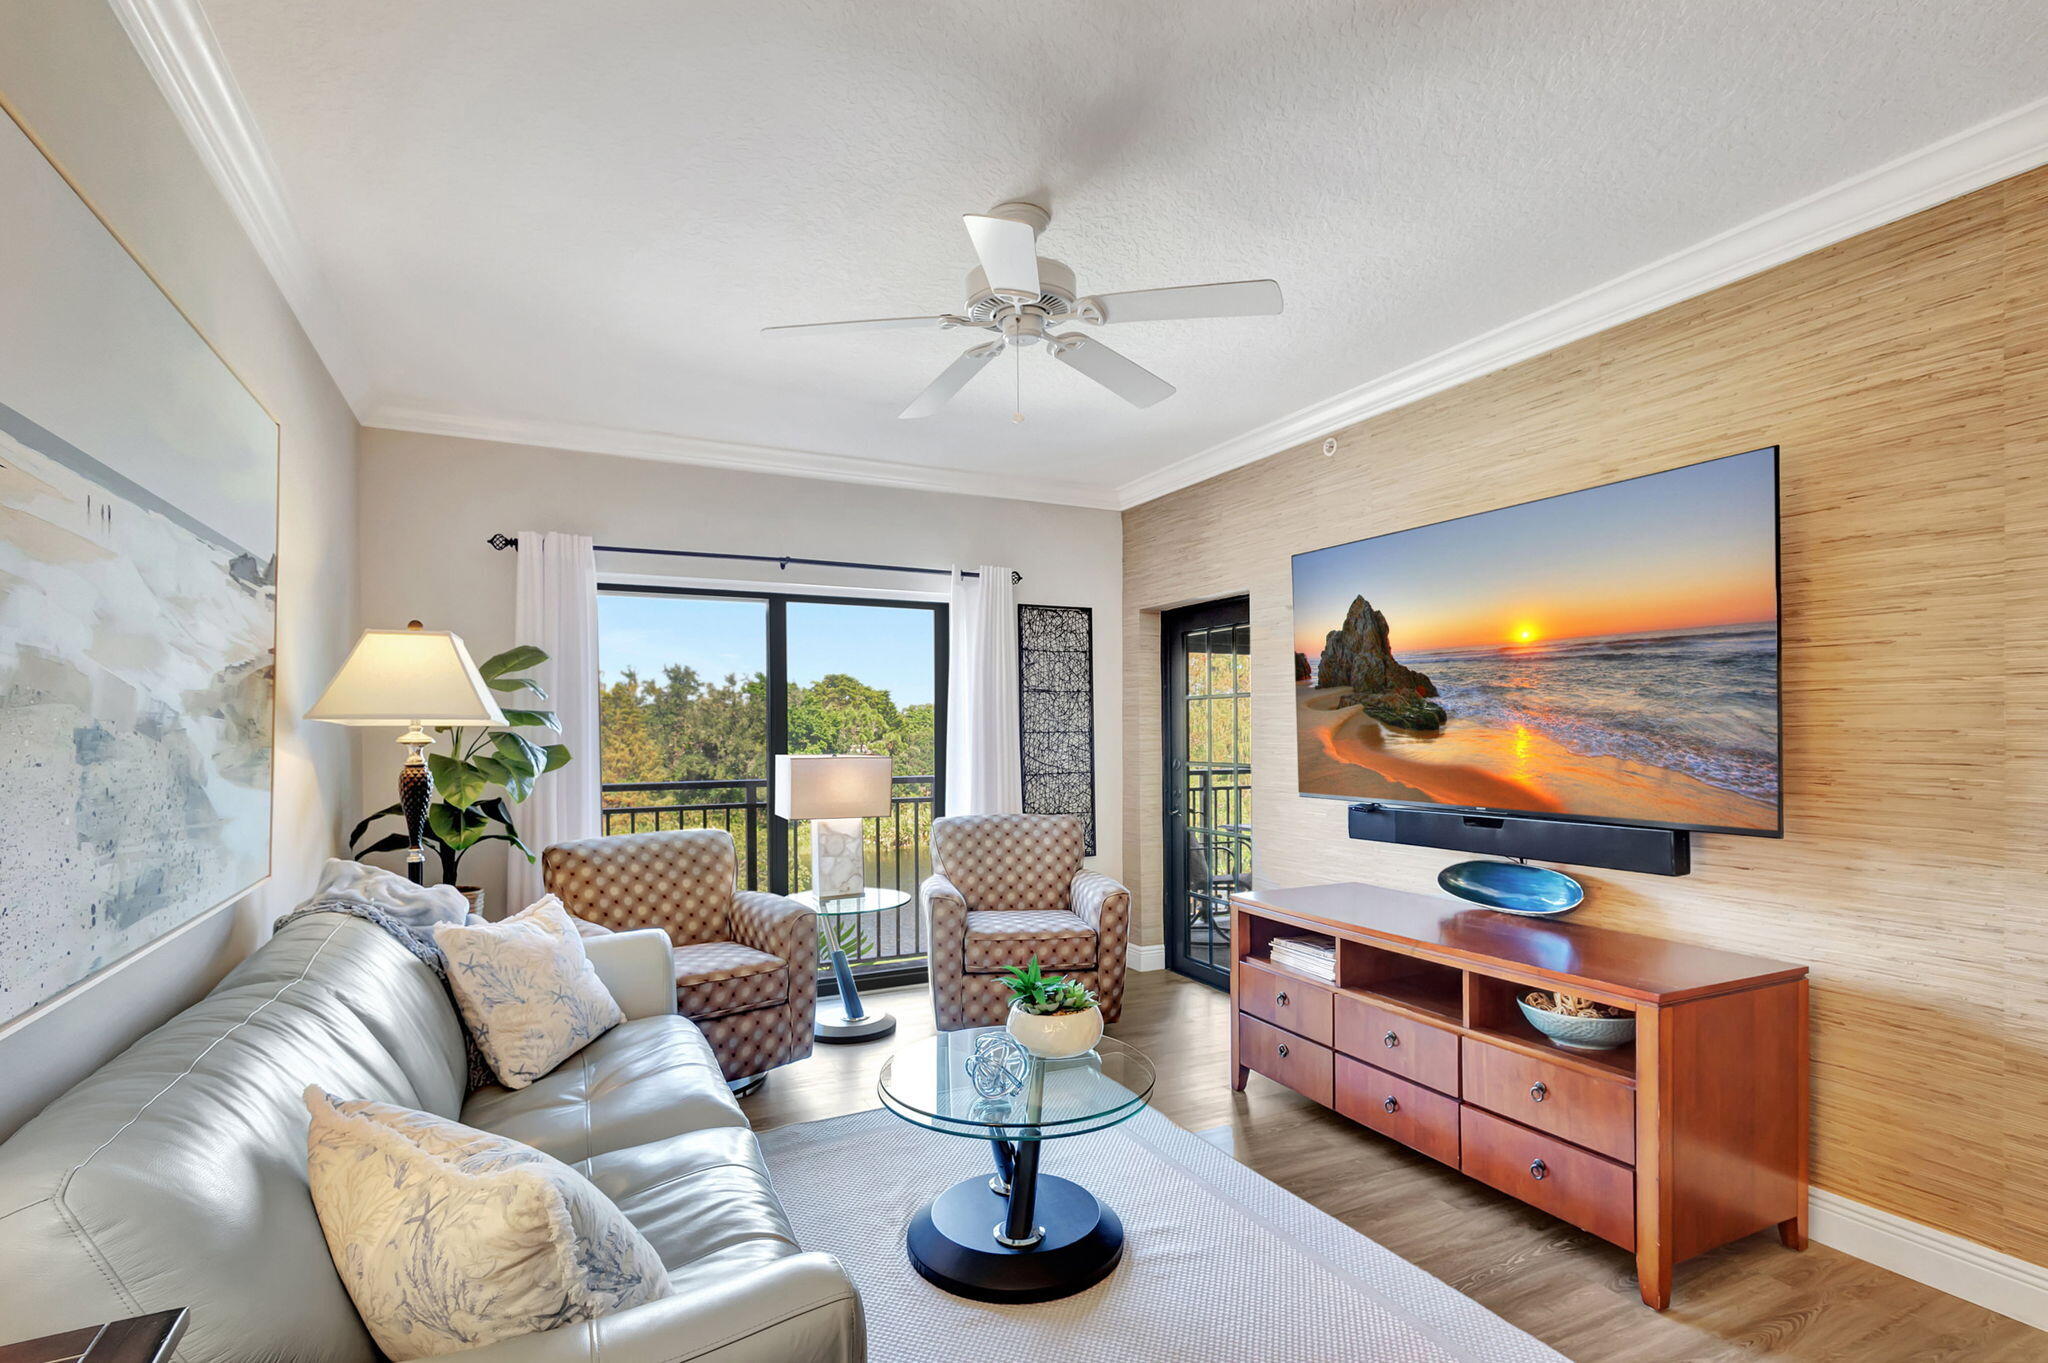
1001,956,1103,1059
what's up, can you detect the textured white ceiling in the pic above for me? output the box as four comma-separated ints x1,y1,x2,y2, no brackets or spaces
198,0,2048,501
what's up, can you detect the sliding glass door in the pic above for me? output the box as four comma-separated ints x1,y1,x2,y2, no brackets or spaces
1162,597,1252,990
596,586,946,984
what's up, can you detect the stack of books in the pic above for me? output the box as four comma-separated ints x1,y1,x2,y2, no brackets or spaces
1267,934,1338,982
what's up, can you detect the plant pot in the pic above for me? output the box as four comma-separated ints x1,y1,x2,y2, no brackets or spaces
1005,1000,1103,1059
456,886,486,917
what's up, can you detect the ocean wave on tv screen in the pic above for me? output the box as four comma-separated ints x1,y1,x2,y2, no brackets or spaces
1406,623,1780,806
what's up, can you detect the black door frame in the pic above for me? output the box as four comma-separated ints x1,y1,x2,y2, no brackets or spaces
599,583,948,993
1160,596,1250,990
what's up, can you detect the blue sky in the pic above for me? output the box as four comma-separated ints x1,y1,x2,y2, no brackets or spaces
598,593,937,705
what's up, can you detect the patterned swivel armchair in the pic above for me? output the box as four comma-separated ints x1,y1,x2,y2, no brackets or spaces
921,813,1131,1031
543,829,816,1082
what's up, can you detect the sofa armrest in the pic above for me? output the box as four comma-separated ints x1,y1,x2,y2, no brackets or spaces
581,928,678,1019
443,1251,863,1363
731,890,815,966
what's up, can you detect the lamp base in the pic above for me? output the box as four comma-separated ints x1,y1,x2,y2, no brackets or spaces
810,817,866,902
398,739,433,885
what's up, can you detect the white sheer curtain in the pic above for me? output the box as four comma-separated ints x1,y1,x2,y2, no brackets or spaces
945,565,1022,815
507,531,601,907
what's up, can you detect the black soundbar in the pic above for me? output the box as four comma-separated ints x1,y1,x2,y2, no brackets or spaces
1347,803,1691,876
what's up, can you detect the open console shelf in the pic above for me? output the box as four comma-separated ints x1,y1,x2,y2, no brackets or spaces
1228,881,1807,1310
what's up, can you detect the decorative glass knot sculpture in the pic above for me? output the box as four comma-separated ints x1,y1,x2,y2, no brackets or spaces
965,1031,1030,1099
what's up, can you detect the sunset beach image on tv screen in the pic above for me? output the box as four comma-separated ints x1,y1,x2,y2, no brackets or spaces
1292,448,1780,834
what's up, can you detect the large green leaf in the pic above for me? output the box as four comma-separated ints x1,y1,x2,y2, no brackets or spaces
427,752,488,809
498,708,560,732
351,830,413,857
487,675,548,699
540,743,572,773
428,801,491,852
491,731,548,779
348,802,403,848
479,645,548,680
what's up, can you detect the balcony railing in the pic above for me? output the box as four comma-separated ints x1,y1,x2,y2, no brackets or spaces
600,775,936,980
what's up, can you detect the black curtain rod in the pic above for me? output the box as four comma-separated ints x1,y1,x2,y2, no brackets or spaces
484,534,1019,584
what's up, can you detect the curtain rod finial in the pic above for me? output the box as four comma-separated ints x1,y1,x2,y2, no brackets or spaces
487,533,516,551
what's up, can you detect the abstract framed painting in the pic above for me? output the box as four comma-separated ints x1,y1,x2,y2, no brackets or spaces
0,100,279,1027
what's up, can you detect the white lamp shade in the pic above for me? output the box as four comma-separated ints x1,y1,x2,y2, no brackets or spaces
773,753,894,820
306,627,507,726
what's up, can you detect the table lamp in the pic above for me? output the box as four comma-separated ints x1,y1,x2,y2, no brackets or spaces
308,621,505,883
774,754,893,901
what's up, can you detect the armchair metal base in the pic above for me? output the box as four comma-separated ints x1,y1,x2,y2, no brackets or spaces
728,1073,767,1098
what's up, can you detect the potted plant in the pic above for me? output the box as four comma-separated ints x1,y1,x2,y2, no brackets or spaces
1000,956,1103,1059
348,644,571,913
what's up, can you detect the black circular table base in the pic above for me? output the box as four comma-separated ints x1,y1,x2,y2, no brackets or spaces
905,1173,1124,1303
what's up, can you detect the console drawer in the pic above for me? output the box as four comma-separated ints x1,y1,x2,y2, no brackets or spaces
1239,1013,1334,1105
1461,1037,1635,1163
1238,957,1334,1047
1334,994,1460,1096
1460,1105,1636,1250
1335,1055,1459,1166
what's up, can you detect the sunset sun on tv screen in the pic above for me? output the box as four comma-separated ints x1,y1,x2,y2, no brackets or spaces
1291,448,1781,835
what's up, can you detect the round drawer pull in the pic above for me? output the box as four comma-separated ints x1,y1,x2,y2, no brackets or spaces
1530,1082,1548,1103
1275,991,1290,1006
1382,1096,1399,1114
1382,1030,1400,1049
1529,1159,1548,1181
1277,1043,1290,1058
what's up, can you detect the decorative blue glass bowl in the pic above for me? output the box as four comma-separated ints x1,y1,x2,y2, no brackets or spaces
1437,860,1584,916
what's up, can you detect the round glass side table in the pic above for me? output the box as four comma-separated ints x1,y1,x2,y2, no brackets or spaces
792,887,910,1042
877,1029,1156,1302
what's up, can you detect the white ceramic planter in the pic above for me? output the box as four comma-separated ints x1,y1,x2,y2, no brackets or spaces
1005,1001,1104,1059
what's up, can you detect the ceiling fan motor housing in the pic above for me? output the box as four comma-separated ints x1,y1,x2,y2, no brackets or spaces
965,257,1076,325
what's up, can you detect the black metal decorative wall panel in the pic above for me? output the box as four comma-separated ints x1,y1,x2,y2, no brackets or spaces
1017,604,1096,854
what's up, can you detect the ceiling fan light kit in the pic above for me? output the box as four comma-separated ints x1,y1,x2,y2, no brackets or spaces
766,200,1282,421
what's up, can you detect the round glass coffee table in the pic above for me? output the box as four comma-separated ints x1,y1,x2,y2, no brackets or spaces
877,1029,1156,1302
792,887,910,1042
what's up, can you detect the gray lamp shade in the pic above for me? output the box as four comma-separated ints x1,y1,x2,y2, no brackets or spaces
773,754,894,820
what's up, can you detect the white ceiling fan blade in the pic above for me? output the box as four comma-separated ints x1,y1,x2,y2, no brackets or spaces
763,314,961,335
899,342,1004,419
1079,278,1283,325
1050,334,1175,408
963,213,1041,300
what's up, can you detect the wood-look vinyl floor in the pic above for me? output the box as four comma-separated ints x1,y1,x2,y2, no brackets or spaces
742,970,2048,1362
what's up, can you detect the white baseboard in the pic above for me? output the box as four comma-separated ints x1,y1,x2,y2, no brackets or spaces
1810,1189,2048,1332
1126,943,1166,972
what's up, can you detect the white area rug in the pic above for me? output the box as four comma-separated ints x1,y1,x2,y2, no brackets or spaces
757,1107,1569,1362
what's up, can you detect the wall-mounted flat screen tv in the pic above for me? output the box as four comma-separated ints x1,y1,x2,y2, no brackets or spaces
1292,446,1781,836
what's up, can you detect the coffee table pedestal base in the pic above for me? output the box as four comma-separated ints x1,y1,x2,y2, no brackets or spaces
905,1173,1123,1303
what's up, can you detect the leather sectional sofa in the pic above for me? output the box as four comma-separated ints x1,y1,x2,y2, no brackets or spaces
0,912,864,1362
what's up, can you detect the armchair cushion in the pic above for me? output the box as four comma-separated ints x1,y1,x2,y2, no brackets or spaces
964,909,1096,972
674,942,789,1019
928,813,1087,913
543,829,738,943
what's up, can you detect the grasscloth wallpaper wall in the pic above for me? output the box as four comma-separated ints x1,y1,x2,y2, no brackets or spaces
1123,167,2048,1263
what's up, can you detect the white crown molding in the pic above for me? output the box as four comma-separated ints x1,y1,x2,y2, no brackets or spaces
1810,1189,2048,1332
109,0,371,414
365,405,1124,509
1115,92,2048,510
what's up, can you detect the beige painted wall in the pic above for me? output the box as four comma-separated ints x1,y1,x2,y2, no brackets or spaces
356,427,1123,909
0,4,361,1137
1123,169,2048,1263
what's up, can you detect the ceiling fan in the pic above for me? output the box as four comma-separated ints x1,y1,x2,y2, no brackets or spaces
764,201,1283,420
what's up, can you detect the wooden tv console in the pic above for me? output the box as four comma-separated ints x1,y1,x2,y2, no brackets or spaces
1229,883,1809,1309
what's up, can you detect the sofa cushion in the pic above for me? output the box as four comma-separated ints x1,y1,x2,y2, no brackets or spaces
463,1014,745,1163
435,897,625,1089
0,914,470,1362
577,1126,802,1298
304,1087,669,1360
674,940,789,1019
964,909,1097,972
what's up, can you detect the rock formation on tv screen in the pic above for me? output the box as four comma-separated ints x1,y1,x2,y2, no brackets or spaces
1317,596,1446,730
